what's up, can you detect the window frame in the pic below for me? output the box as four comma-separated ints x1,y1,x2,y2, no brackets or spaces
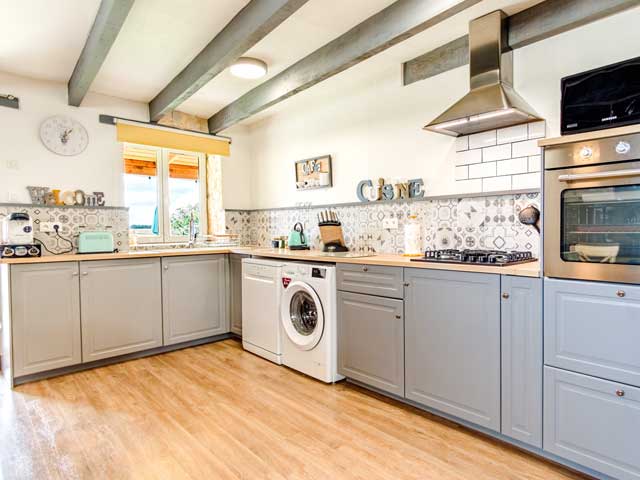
124,143,207,245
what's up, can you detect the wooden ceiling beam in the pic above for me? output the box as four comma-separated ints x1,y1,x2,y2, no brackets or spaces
207,0,482,133
402,0,640,86
149,0,309,121
68,0,135,106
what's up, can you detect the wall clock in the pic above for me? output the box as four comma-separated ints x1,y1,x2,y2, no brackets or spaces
39,115,89,156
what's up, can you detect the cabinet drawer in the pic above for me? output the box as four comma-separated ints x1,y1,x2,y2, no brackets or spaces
337,291,404,396
337,264,403,298
544,367,640,480
544,278,640,387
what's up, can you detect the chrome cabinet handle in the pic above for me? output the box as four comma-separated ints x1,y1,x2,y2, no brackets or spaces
502,292,510,299
71,272,79,277
558,168,640,182
617,290,626,298
164,265,169,271
362,266,368,272
403,282,410,287
395,315,402,319
82,272,88,276
616,389,625,397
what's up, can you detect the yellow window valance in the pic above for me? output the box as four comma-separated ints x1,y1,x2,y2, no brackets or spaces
116,120,230,156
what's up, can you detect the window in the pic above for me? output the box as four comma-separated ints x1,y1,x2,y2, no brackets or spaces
124,144,207,243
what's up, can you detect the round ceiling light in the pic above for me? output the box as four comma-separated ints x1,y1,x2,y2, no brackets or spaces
230,57,268,79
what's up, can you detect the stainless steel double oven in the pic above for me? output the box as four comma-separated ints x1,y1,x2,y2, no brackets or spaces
544,132,640,284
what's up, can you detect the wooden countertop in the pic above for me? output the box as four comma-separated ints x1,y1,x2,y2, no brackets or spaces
247,248,540,277
539,124,640,147
0,247,540,277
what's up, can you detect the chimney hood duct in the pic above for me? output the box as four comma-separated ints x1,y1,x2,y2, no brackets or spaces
424,10,542,137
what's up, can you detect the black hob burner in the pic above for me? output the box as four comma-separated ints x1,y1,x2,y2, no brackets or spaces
411,249,536,266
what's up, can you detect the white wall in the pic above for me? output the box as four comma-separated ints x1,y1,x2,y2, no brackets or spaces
221,124,253,210
0,72,148,206
0,72,253,209
242,8,640,210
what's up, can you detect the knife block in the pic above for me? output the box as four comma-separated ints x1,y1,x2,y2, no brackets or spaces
319,223,347,252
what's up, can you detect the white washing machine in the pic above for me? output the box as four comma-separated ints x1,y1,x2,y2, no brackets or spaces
279,262,344,383
242,258,285,364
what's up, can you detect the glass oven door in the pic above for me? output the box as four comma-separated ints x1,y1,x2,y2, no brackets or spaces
545,160,640,284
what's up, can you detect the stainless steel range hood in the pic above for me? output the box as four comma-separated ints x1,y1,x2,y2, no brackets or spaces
424,10,542,137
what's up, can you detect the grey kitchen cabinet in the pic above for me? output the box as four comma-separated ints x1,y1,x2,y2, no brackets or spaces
10,262,82,376
404,268,501,431
544,366,640,480
80,258,163,362
229,253,248,336
337,264,404,299
337,291,404,396
545,278,640,387
162,255,228,345
501,276,542,448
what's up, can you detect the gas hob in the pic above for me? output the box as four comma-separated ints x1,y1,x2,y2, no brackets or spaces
410,249,536,266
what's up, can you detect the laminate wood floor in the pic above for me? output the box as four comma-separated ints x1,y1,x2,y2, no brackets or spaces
1,339,589,480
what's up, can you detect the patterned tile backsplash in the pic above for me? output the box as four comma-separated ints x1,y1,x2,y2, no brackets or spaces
226,192,541,256
455,121,545,193
0,204,129,255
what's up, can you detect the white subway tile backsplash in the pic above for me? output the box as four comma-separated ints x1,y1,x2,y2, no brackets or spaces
455,165,469,180
456,149,482,166
454,122,545,193
497,124,527,144
482,144,511,162
469,130,497,149
469,162,497,179
528,121,546,139
512,172,541,190
512,139,541,158
455,136,469,152
497,157,528,176
455,178,482,193
482,175,512,192
528,155,541,172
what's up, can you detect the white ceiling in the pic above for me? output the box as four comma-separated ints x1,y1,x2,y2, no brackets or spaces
1,0,544,125
0,0,101,82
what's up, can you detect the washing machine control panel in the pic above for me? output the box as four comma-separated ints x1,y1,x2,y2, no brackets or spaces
311,267,326,279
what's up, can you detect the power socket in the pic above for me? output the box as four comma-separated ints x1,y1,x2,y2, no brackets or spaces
382,217,398,229
40,222,60,233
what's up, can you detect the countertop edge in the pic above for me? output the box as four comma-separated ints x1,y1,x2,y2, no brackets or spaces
1,247,540,278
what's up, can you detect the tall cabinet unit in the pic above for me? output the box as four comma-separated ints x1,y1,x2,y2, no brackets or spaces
80,258,163,362
543,278,640,479
10,262,82,376
500,275,542,448
404,269,501,432
162,255,228,345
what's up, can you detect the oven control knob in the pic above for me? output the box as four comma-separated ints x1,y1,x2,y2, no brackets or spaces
579,146,593,159
615,141,631,155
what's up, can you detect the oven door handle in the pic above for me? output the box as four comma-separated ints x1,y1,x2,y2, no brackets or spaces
558,168,640,182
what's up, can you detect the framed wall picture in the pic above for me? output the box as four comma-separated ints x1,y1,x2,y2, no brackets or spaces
295,155,332,190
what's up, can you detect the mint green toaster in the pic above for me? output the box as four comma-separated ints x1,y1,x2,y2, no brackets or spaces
78,231,115,254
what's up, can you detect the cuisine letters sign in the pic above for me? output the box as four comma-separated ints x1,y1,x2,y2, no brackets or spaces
357,178,424,202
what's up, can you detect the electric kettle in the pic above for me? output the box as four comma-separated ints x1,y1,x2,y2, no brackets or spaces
287,222,310,250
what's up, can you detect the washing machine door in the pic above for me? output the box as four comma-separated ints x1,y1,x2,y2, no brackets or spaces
281,281,324,351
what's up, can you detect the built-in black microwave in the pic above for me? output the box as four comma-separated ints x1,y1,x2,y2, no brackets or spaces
561,56,640,135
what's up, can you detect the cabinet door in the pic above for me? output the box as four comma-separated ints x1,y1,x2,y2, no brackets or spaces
337,264,404,299
545,278,640,387
10,262,81,376
80,258,162,362
229,253,248,335
337,291,404,396
404,268,501,431
162,255,228,345
501,276,542,448
544,366,640,480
